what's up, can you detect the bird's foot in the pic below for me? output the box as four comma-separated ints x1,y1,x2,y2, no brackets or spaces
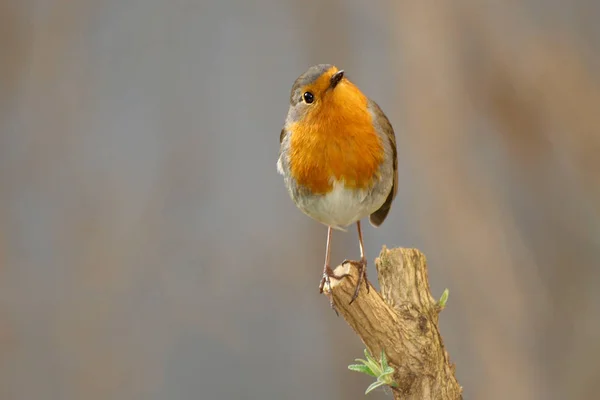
319,265,351,315
341,257,370,304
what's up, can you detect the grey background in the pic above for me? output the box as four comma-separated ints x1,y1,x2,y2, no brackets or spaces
1,1,599,399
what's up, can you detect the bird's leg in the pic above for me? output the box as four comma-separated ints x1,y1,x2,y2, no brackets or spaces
319,226,351,312
341,221,370,304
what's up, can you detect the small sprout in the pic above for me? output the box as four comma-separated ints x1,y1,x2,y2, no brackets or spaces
348,349,398,395
438,288,450,309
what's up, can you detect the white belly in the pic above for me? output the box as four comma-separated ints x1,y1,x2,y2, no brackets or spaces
295,180,387,230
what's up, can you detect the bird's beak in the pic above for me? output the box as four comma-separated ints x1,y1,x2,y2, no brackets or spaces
330,70,344,89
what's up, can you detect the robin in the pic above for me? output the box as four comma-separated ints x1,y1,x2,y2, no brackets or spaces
277,64,398,305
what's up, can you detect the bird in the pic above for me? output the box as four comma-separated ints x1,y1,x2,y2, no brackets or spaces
277,64,398,305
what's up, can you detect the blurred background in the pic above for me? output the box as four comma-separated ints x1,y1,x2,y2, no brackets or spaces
1,1,599,399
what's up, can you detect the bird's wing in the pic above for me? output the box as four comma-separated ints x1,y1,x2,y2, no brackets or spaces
368,100,398,227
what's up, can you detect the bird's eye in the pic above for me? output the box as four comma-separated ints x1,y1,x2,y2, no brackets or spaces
303,92,314,104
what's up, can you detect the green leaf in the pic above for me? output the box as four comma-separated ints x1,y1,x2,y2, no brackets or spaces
348,364,377,377
364,349,376,363
364,349,382,373
438,288,450,308
348,348,399,395
365,380,385,394
380,350,389,370
358,355,377,373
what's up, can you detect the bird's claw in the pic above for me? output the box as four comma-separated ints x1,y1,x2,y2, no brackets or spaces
341,257,370,304
319,265,351,315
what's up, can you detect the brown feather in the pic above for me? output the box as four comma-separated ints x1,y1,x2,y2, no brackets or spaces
369,101,398,227
280,128,287,144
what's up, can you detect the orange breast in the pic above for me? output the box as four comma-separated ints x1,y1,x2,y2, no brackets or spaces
289,84,383,195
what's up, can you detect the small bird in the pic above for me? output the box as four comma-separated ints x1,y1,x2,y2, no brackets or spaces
277,64,398,305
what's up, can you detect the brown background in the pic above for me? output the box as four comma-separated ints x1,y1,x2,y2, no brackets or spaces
1,1,599,399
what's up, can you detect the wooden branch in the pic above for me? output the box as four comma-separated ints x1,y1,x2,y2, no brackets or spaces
324,247,462,399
